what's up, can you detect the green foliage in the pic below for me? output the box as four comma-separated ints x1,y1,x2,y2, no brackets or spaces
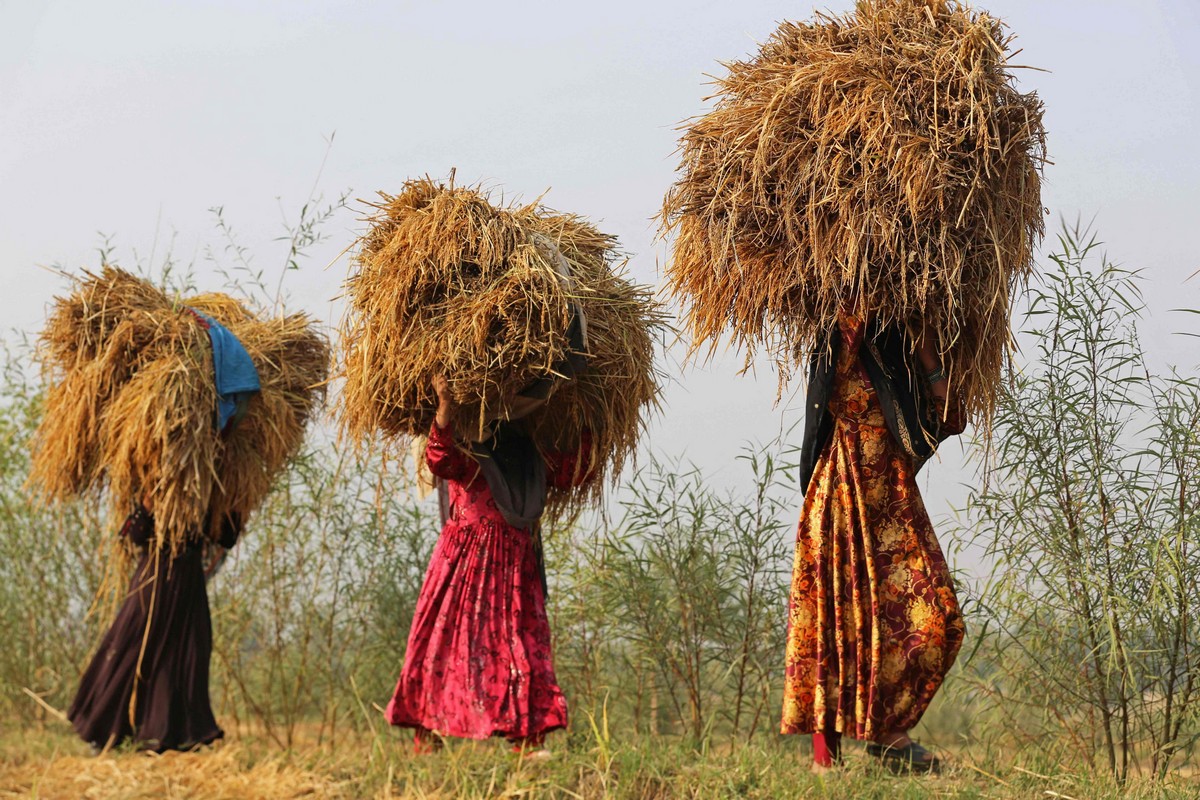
962,221,1200,780
549,447,794,745
0,346,107,720
209,441,439,748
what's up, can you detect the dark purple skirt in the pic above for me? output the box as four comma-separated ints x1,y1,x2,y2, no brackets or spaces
68,544,223,752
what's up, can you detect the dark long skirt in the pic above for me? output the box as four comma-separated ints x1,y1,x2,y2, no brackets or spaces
68,543,223,752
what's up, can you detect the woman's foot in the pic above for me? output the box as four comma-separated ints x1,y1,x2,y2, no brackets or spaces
866,732,940,774
413,728,443,755
509,734,551,760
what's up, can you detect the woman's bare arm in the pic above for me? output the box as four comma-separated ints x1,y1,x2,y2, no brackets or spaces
916,328,948,402
434,375,453,428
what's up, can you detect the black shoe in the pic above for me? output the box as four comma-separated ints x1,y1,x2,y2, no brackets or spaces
865,741,941,774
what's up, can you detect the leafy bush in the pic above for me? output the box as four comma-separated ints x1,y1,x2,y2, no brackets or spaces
962,223,1200,779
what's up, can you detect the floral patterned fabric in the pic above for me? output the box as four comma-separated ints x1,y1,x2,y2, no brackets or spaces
781,315,964,739
385,422,588,740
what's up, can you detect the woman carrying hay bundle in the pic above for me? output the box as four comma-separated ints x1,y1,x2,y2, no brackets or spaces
29,267,329,753
384,374,593,755
781,308,965,773
660,0,1045,774
342,176,660,755
67,312,261,753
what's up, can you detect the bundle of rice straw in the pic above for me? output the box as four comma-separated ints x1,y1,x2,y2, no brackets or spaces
26,267,329,552
339,175,662,507
661,0,1046,424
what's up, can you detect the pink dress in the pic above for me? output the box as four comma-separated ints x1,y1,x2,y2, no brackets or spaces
384,422,589,740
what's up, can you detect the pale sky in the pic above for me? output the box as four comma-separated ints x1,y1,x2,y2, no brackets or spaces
2,0,1198,564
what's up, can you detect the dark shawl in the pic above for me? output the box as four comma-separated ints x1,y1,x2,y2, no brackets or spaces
798,319,953,493
469,422,548,531
436,422,551,595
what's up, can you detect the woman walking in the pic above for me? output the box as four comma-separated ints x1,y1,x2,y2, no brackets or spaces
780,312,965,773
385,376,592,755
29,268,326,755
68,505,242,752
656,0,1043,774
67,308,259,753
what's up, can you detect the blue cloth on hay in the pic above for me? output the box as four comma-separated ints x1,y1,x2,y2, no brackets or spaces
188,309,261,432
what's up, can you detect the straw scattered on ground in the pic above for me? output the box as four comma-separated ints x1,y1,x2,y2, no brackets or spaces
2,726,1195,800
661,0,1046,423
0,740,347,800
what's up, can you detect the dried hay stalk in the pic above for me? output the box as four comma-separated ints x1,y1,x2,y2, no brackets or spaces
521,210,662,509
26,267,329,552
0,740,351,799
661,0,1047,425
339,176,663,508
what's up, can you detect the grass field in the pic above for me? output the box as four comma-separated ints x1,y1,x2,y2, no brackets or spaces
2,232,1197,799
1,725,1196,799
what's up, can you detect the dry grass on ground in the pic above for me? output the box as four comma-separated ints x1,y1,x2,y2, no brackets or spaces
1,726,1196,799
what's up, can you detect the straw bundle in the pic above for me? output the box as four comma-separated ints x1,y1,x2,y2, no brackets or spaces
27,267,329,551
661,0,1046,423
521,210,660,506
339,176,661,503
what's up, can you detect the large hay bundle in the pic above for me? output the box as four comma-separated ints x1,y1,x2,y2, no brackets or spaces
520,210,660,508
27,267,329,550
661,0,1046,423
339,176,661,505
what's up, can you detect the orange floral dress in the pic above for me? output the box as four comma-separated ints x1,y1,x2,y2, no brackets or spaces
781,315,964,739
